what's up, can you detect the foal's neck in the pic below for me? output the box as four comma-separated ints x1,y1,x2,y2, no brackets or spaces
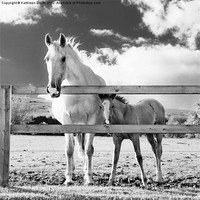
112,100,128,123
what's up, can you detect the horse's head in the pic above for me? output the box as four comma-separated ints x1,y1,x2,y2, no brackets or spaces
44,33,76,98
98,94,116,124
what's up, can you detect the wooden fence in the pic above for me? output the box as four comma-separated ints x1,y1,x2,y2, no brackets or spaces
1,84,200,186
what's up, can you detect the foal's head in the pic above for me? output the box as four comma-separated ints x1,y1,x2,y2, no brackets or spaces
99,94,128,124
44,33,79,98
98,94,116,124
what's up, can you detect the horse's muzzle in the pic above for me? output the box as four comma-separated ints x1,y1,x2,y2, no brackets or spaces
47,86,61,98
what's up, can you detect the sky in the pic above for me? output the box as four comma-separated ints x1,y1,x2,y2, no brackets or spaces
0,0,200,110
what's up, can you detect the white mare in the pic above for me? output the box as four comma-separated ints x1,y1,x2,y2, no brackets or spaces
44,33,106,185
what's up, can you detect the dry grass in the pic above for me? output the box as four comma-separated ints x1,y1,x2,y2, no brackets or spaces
1,185,199,200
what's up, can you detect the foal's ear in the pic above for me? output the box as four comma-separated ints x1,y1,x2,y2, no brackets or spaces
98,94,105,99
110,94,116,99
45,33,52,47
59,33,66,48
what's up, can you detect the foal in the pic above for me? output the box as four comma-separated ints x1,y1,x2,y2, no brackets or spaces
99,94,165,186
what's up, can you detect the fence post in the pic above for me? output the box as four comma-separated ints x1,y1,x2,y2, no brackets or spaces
0,85,11,187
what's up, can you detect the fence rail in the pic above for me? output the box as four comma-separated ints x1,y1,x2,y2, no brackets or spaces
1,84,200,186
12,85,200,95
11,124,200,134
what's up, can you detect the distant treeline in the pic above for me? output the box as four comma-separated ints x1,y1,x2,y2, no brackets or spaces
11,115,199,138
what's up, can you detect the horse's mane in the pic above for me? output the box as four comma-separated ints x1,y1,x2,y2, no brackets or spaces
66,37,80,50
115,96,128,104
65,37,86,60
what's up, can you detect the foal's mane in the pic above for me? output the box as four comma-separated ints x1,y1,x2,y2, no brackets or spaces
99,94,128,104
115,96,128,104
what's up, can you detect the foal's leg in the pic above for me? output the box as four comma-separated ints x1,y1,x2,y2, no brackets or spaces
131,134,147,187
156,133,163,182
108,135,122,186
147,134,163,182
64,133,75,186
84,133,95,185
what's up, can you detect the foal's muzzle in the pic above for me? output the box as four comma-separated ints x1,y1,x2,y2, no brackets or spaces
104,119,110,125
47,85,61,98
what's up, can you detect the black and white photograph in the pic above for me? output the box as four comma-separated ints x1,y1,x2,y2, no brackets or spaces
0,0,200,199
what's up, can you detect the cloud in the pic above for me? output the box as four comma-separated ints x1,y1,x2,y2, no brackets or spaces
0,0,66,25
87,44,200,85
90,29,115,37
90,28,133,44
82,44,200,110
43,1,67,17
73,13,87,22
0,56,10,62
85,47,119,66
90,29,161,49
55,27,64,33
121,0,200,49
0,0,41,25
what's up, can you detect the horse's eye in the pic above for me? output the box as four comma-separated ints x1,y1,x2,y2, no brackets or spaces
44,57,49,62
61,56,66,62
111,105,114,109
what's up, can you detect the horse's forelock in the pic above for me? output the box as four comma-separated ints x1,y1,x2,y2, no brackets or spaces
55,43,61,52
49,41,62,53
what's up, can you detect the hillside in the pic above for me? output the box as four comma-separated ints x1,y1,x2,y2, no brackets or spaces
12,95,193,122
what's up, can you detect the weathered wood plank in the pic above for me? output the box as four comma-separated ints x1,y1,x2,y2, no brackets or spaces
0,85,11,187
12,85,200,95
11,124,200,134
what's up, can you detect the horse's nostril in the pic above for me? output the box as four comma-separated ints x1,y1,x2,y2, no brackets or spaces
51,92,60,98
47,86,61,98
47,86,50,94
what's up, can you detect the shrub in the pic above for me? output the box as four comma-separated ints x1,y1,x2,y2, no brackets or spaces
28,116,60,125
11,96,35,124
185,108,200,139
167,115,188,125
166,115,188,138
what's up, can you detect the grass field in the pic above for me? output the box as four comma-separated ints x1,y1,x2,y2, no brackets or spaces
0,135,200,199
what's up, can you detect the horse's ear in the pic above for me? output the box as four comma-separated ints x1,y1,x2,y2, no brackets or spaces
59,33,66,48
110,94,116,99
45,33,52,47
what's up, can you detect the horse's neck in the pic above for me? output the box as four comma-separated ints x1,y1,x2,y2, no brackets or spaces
63,58,104,86
112,100,128,123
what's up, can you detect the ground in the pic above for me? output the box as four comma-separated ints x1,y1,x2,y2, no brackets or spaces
1,135,200,199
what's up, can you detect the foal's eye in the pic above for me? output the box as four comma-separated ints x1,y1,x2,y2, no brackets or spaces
61,56,66,62
99,105,104,110
111,105,115,109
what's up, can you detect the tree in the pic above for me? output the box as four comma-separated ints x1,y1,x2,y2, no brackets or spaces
185,102,200,138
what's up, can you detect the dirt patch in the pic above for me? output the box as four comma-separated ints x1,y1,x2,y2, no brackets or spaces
9,170,200,190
